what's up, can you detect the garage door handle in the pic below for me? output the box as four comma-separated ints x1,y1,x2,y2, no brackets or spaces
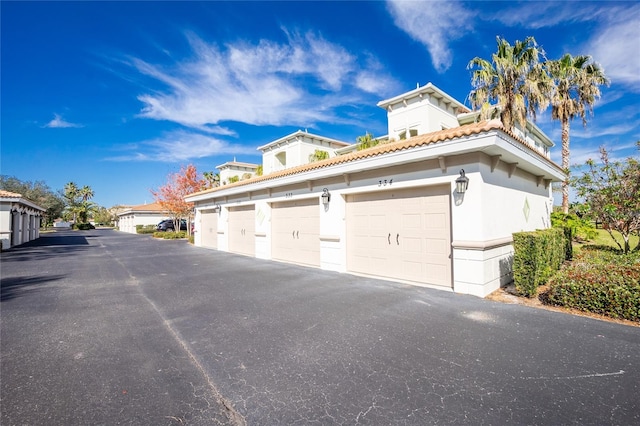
396,233,399,245
292,230,295,239
388,233,391,245
296,231,299,239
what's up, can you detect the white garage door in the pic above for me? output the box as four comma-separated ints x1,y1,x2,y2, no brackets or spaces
200,209,218,249
271,198,320,267
228,205,255,256
346,185,452,288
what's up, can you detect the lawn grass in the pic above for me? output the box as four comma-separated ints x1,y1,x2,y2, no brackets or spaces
574,229,639,253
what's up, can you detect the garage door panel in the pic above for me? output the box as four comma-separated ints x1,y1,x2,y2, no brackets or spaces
401,236,422,253
426,212,447,229
272,198,320,267
399,260,425,281
201,210,218,249
229,206,255,256
347,185,452,288
401,213,422,229
427,238,448,254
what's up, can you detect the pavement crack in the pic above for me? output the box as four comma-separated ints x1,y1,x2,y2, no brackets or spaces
523,370,625,380
145,296,247,426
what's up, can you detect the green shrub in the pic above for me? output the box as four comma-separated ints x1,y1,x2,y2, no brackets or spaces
550,212,597,241
73,223,95,230
548,249,640,321
513,228,568,297
137,224,157,234
153,231,187,240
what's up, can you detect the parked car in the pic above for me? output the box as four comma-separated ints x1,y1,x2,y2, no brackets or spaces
156,219,187,231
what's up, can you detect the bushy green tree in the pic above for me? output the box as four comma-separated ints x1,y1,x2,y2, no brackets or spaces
0,175,65,226
572,142,640,253
93,206,114,226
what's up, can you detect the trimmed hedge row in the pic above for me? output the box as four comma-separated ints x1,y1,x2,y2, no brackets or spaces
73,223,95,230
153,231,187,239
547,249,640,322
513,228,568,297
136,224,157,234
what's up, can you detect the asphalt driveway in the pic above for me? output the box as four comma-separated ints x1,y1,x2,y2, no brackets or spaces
2,229,639,425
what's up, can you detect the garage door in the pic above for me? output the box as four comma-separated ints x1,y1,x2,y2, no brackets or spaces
228,205,255,256
200,209,218,249
271,198,320,267
346,185,451,288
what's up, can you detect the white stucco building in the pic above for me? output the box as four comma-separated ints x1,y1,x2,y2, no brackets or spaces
117,202,169,234
185,83,565,297
218,161,260,185
0,190,46,250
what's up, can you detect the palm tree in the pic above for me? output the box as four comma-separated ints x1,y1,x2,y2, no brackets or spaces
468,36,551,131
356,132,380,151
79,185,94,202
203,171,221,188
63,182,79,223
309,149,329,163
64,182,79,202
547,54,609,213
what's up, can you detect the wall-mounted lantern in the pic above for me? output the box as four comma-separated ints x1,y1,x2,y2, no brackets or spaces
455,169,469,194
321,188,331,206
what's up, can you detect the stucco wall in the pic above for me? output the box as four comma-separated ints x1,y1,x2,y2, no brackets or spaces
118,213,168,234
387,97,460,140
192,132,559,298
0,204,12,250
0,201,44,250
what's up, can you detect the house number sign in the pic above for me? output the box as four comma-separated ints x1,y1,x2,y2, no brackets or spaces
378,179,393,187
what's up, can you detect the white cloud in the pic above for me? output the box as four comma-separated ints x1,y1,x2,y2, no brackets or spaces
126,30,399,132
585,4,640,93
484,2,598,29
43,114,82,128
106,130,256,162
385,1,639,94
564,140,638,166
481,2,640,92
386,0,474,73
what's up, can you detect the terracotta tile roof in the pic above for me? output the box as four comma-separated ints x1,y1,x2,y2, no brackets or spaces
0,190,23,198
187,120,554,198
128,202,167,212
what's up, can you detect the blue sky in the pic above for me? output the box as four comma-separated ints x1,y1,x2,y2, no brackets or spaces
2,1,638,208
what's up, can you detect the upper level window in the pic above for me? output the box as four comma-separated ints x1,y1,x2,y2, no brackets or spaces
275,151,287,170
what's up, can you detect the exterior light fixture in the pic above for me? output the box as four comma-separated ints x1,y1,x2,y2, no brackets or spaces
321,188,331,206
455,169,469,194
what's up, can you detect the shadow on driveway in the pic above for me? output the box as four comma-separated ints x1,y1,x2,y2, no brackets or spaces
0,274,65,302
1,231,89,263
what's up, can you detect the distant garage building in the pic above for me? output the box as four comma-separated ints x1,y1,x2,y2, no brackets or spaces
117,202,170,234
185,84,565,297
0,190,46,250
